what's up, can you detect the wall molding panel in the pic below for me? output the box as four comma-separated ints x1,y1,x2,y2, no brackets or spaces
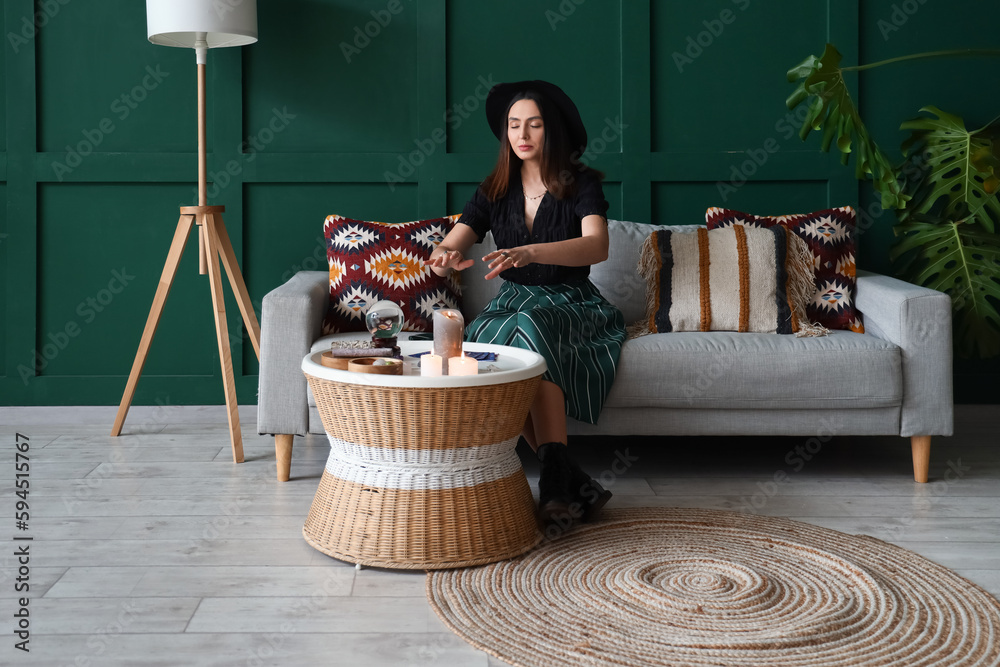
2,0,996,405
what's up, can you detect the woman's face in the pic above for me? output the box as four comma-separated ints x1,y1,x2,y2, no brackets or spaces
507,98,545,162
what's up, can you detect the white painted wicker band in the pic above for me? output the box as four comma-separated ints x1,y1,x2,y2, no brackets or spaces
324,435,524,490
325,435,519,466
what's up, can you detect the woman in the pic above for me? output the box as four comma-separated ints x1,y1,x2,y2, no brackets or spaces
426,80,627,534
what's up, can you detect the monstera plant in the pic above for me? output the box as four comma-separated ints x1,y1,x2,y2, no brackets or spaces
786,44,1000,358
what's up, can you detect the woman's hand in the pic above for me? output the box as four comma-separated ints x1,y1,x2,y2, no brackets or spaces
425,249,474,275
483,246,534,280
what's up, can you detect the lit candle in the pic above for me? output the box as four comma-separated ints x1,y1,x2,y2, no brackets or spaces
433,309,464,374
420,353,443,377
448,354,478,376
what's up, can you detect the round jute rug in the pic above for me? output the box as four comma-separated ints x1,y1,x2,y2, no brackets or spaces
426,508,1000,666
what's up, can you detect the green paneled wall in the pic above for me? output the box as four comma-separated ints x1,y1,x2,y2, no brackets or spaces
0,183,6,372
0,8,6,154
651,0,830,154
855,2,1000,397
3,0,998,406
1,9,6,391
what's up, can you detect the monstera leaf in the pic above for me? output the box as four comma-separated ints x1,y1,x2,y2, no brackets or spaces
900,108,1000,233
786,44,908,210
891,219,1000,358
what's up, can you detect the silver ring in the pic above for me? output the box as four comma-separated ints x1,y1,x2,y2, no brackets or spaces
501,251,510,258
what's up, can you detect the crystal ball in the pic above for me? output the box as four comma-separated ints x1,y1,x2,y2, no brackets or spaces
365,300,404,338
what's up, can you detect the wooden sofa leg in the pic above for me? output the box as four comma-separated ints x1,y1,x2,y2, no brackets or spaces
910,436,931,483
275,434,294,482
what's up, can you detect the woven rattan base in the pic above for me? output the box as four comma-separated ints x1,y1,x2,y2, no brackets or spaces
304,470,541,569
302,367,545,569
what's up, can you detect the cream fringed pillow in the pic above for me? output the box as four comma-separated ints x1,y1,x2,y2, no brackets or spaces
634,226,827,336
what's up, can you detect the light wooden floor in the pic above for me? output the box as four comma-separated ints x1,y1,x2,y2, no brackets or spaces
1,405,997,666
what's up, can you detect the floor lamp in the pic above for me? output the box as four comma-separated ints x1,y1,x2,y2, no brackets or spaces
111,0,261,463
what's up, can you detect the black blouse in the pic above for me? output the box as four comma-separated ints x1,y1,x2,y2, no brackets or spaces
458,169,609,286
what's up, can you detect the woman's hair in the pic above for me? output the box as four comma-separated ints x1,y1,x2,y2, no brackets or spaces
481,89,602,201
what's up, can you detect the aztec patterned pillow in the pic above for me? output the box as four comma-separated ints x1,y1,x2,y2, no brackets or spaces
321,214,462,334
705,206,864,332
635,225,823,336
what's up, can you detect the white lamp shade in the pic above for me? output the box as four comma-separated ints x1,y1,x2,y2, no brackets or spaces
147,0,257,49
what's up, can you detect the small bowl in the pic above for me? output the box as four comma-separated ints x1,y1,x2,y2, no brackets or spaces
348,357,403,375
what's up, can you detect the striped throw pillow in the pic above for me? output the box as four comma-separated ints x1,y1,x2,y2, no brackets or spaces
636,226,825,336
705,206,864,332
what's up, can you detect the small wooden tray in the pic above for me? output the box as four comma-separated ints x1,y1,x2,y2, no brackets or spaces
348,357,403,375
320,352,351,370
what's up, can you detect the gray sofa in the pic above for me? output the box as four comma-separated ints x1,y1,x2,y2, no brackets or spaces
258,219,954,483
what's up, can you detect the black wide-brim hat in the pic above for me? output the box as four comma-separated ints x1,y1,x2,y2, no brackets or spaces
485,80,588,155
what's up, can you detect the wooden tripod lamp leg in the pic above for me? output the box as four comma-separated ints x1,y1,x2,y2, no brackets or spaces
204,213,245,463
112,214,195,437
212,216,262,361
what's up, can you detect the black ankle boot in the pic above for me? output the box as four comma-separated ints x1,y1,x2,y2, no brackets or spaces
536,442,584,533
537,443,613,525
571,470,613,523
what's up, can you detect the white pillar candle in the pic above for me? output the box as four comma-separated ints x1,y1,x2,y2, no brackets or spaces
448,354,478,376
420,353,443,377
433,309,464,374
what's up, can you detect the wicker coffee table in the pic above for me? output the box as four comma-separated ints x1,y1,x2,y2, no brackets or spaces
301,341,546,569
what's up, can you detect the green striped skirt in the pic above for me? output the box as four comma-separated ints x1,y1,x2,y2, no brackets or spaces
466,280,626,425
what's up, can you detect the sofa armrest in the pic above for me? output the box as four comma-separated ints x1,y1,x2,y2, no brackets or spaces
257,271,329,436
855,269,953,437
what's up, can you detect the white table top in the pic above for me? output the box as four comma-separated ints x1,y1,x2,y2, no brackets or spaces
302,341,547,388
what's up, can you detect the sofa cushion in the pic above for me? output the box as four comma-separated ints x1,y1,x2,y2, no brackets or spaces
636,225,817,335
461,233,502,319
603,329,901,410
321,214,463,334
706,206,865,333
595,220,698,325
